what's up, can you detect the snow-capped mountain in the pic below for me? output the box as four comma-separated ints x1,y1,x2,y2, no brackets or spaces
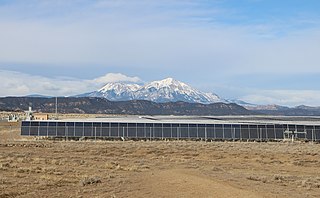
85,82,141,101
83,77,225,104
134,78,223,103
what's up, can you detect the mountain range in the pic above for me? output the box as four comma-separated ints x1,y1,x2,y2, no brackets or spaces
247,105,320,116
0,78,253,115
80,78,225,104
73,77,320,116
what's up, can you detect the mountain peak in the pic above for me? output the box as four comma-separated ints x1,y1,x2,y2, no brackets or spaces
161,77,176,83
155,77,180,83
86,82,141,101
146,77,189,90
99,82,140,93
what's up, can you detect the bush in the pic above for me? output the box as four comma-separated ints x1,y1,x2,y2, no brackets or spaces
80,176,101,186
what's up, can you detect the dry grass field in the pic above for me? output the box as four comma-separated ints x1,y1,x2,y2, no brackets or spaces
0,118,320,197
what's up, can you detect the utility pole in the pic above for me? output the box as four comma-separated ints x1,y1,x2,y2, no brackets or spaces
55,97,58,120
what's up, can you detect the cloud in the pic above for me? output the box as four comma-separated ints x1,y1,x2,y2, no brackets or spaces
240,90,320,107
0,70,139,96
0,1,319,105
0,0,319,76
93,73,142,84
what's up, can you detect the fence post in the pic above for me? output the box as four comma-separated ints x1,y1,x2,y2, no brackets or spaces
222,124,225,139
266,125,268,140
10,125,13,142
313,127,316,142
95,127,97,142
233,128,235,142
205,127,207,141
162,123,164,140
136,123,138,138
304,126,307,140
150,127,152,141
196,125,199,139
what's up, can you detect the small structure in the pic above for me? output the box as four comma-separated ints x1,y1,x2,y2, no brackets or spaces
8,114,19,122
34,113,48,121
24,107,48,121
25,107,34,121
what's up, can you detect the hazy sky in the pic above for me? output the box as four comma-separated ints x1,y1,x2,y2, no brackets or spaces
0,0,320,106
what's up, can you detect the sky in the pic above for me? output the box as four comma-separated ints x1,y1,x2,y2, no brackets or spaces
0,0,320,106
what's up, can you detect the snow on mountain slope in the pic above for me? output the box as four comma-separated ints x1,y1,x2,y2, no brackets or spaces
135,78,224,103
83,77,225,104
86,82,141,101
98,82,141,93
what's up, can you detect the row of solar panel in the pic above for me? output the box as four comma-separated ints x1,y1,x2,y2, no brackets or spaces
21,121,320,140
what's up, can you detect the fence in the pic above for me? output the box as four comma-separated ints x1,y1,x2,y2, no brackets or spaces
21,121,320,141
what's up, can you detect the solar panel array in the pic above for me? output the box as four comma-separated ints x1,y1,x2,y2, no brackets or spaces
21,121,320,141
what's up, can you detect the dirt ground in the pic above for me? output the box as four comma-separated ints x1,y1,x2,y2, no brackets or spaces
1,122,320,198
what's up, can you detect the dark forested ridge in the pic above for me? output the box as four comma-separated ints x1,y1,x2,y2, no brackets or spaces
0,97,252,115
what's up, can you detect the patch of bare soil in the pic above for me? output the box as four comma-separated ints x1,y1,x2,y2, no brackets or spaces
0,124,320,197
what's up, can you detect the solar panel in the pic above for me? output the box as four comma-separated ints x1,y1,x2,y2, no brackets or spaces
20,119,320,142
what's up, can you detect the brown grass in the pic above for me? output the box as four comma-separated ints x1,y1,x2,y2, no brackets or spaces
0,118,320,197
